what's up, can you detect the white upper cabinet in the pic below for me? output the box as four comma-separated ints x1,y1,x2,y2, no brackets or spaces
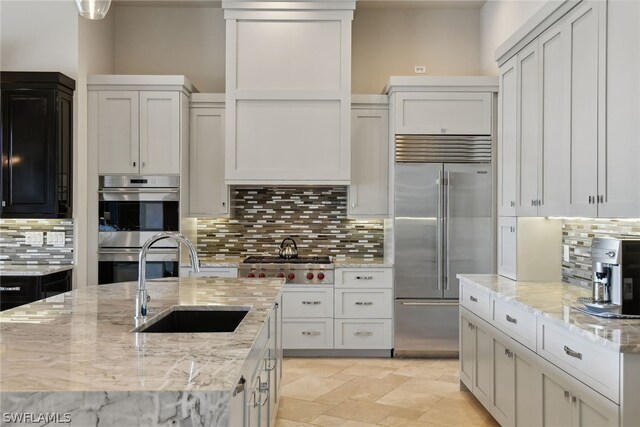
349,96,389,218
538,20,569,217
565,1,602,218
498,58,517,216
516,40,540,217
394,92,492,135
188,94,228,217
97,91,139,175
601,0,640,217
223,2,355,185
90,76,192,176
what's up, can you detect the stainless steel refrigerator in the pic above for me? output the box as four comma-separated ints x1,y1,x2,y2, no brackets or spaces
394,135,493,357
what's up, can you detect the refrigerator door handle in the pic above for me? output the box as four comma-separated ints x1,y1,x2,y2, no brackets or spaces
437,169,444,291
444,171,451,291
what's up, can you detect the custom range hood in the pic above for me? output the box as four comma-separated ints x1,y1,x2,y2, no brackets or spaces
222,0,356,185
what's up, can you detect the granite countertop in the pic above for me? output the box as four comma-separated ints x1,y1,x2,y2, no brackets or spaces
0,277,283,393
458,274,640,353
0,264,74,277
184,256,392,268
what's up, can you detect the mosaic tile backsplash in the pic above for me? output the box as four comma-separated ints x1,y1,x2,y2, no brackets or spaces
196,187,384,259
0,219,74,265
562,219,640,288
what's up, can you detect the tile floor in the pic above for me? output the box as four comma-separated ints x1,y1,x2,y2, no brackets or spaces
275,357,499,427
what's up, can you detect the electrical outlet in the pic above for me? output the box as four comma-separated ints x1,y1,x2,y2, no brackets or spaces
563,245,570,262
25,232,44,246
414,65,426,74
46,231,65,247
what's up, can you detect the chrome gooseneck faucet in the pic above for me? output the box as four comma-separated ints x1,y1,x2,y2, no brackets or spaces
136,232,200,321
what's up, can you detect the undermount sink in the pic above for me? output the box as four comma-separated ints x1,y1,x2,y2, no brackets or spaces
134,306,249,333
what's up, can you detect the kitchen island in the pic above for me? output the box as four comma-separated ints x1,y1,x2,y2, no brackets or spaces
0,277,283,426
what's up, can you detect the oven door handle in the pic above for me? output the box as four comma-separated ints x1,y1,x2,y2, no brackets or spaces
98,189,179,194
98,249,178,255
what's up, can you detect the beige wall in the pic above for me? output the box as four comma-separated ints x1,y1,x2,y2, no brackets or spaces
480,0,549,75
77,13,115,286
112,4,484,94
352,7,482,93
113,6,225,92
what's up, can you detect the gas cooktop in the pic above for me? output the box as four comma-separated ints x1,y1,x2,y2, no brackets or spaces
242,256,332,265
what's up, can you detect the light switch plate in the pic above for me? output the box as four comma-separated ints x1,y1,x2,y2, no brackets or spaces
46,231,65,247
563,245,570,262
25,232,44,246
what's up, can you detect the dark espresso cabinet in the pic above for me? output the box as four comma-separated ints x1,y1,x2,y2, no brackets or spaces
0,269,72,311
1,72,75,218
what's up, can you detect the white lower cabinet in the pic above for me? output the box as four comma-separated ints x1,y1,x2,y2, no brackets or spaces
282,267,393,351
230,298,282,427
334,319,392,349
459,279,623,427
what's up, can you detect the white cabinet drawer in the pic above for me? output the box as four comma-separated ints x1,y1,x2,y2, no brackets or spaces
282,288,333,318
335,268,392,288
334,319,392,349
537,319,620,403
460,279,492,320
335,289,392,319
492,298,537,351
395,92,493,135
282,319,333,349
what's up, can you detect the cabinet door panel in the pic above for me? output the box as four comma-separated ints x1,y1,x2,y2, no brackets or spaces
98,91,139,175
574,393,618,427
459,312,474,388
601,0,640,217
349,108,389,217
493,338,515,426
498,58,518,216
140,91,180,174
539,23,569,217
514,352,542,427
517,41,540,217
189,107,227,216
542,373,572,427
566,2,600,217
474,323,493,407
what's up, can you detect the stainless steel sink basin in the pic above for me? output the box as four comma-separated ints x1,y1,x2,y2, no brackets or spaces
133,306,249,333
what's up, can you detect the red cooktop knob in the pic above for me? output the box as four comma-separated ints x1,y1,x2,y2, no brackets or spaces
247,272,255,278
317,272,325,281
307,272,314,280
287,273,295,281
277,272,285,278
258,272,266,278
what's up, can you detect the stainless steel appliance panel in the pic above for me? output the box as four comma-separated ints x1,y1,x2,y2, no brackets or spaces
395,163,443,299
394,300,459,357
98,232,178,249
443,163,493,299
97,249,179,285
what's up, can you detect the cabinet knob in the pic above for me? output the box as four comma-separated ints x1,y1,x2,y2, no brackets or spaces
133,161,136,167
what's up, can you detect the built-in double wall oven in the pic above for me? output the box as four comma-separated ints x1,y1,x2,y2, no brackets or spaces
98,175,180,285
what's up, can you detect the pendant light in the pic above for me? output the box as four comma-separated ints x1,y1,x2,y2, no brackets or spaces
75,0,111,20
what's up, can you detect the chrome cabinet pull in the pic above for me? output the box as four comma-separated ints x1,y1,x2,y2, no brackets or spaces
302,331,321,336
564,390,570,399
468,323,475,330
355,301,373,306
505,314,518,324
563,345,582,360
504,348,513,358
356,276,374,280
588,196,592,204
571,396,577,404
302,301,321,305
355,331,374,337
133,161,136,167
0,286,21,291
469,296,478,303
